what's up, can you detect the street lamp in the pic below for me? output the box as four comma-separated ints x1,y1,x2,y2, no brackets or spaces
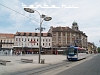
24,8,52,63
80,38,83,48
22,43,23,54
73,34,76,46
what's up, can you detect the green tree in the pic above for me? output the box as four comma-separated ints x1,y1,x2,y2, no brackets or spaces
97,47,100,53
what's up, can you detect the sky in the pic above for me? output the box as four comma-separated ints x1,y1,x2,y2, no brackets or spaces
0,0,100,47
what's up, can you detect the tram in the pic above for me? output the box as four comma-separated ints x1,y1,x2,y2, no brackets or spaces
67,46,87,61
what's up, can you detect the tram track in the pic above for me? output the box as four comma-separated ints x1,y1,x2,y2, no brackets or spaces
27,61,75,75
8,60,75,75
28,54,95,75
8,54,93,75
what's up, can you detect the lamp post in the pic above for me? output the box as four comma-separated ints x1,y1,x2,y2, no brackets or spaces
81,38,86,48
22,43,23,54
24,8,52,63
73,34,76,46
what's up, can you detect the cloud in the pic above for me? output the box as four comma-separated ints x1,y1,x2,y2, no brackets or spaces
0,0,100,47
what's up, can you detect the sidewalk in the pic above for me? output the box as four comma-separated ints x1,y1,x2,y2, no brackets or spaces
0,54,93,75
0,54,67,75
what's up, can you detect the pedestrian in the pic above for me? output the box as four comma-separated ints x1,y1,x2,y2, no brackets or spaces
5,52,7,55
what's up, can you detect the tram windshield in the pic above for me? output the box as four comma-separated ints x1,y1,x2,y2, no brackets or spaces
68,48,74,55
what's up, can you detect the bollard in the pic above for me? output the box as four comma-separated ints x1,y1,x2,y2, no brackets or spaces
41,59,45,64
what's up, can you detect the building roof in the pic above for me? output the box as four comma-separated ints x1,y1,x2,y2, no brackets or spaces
50,26,87,37
0,33,14,38
15,32,52,37
72,21,78,25
52,26,74,32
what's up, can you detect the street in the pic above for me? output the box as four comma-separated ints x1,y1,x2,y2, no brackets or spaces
41,54,99,75
0,54,98,75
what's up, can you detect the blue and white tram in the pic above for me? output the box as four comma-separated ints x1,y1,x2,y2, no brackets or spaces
67,46,87,61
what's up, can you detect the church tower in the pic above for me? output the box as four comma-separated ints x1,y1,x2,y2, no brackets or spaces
72,21,79,31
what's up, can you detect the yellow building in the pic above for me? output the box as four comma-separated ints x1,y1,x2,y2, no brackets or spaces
87,42,97,54
48,22,88,54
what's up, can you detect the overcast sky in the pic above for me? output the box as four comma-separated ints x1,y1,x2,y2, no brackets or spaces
0,0,100,47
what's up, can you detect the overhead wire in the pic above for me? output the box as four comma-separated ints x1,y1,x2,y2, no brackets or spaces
0,3,50,28
1,3,98,29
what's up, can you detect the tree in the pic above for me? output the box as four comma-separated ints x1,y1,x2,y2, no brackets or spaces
97,47,100,53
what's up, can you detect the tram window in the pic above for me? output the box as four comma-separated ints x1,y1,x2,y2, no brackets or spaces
78,50,80,53
74,49,77,54
78,49,86,53
83,50,86,53
80,50,83,53
74,50,77,54
68,48,74,54
78,49,82,53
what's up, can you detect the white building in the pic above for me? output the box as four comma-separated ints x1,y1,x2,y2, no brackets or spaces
14,32,52,54
0,33,14,55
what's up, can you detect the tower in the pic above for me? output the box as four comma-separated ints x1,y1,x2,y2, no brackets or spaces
72,21,79,31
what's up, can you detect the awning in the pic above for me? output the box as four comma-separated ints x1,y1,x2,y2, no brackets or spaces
57,50,64,51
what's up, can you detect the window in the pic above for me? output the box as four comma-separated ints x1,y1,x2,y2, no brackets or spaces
24,33,26,36
74,49,77,54
58,32,61,36
63,37,66,41
37,43,38,46
43,43,44,46
46,43,47,46
29,33,32,36
46,39,47,42
47,33,51,36
58,37,61,41
67,38,70,41
31,38,32,41
53,32,56,36
22,38,23,41
28,38,29,41
18,32,20,36
16,38,17,41
68,48,74,54
63,32,65,36
49,39,50,42
49,43,50,46
67,33,70,36
43,39,44,41
63,42,66,45
35,33,37,36
19,38,21,41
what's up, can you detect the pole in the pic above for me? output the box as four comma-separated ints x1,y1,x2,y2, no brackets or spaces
39,15,42,64
22,42,23,52
33,10,44,64
23,8,51,63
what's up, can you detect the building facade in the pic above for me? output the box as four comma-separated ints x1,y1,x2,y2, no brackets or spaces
87,42,97,54
0,33,14,55
48,22,88,54
13,32,52,54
